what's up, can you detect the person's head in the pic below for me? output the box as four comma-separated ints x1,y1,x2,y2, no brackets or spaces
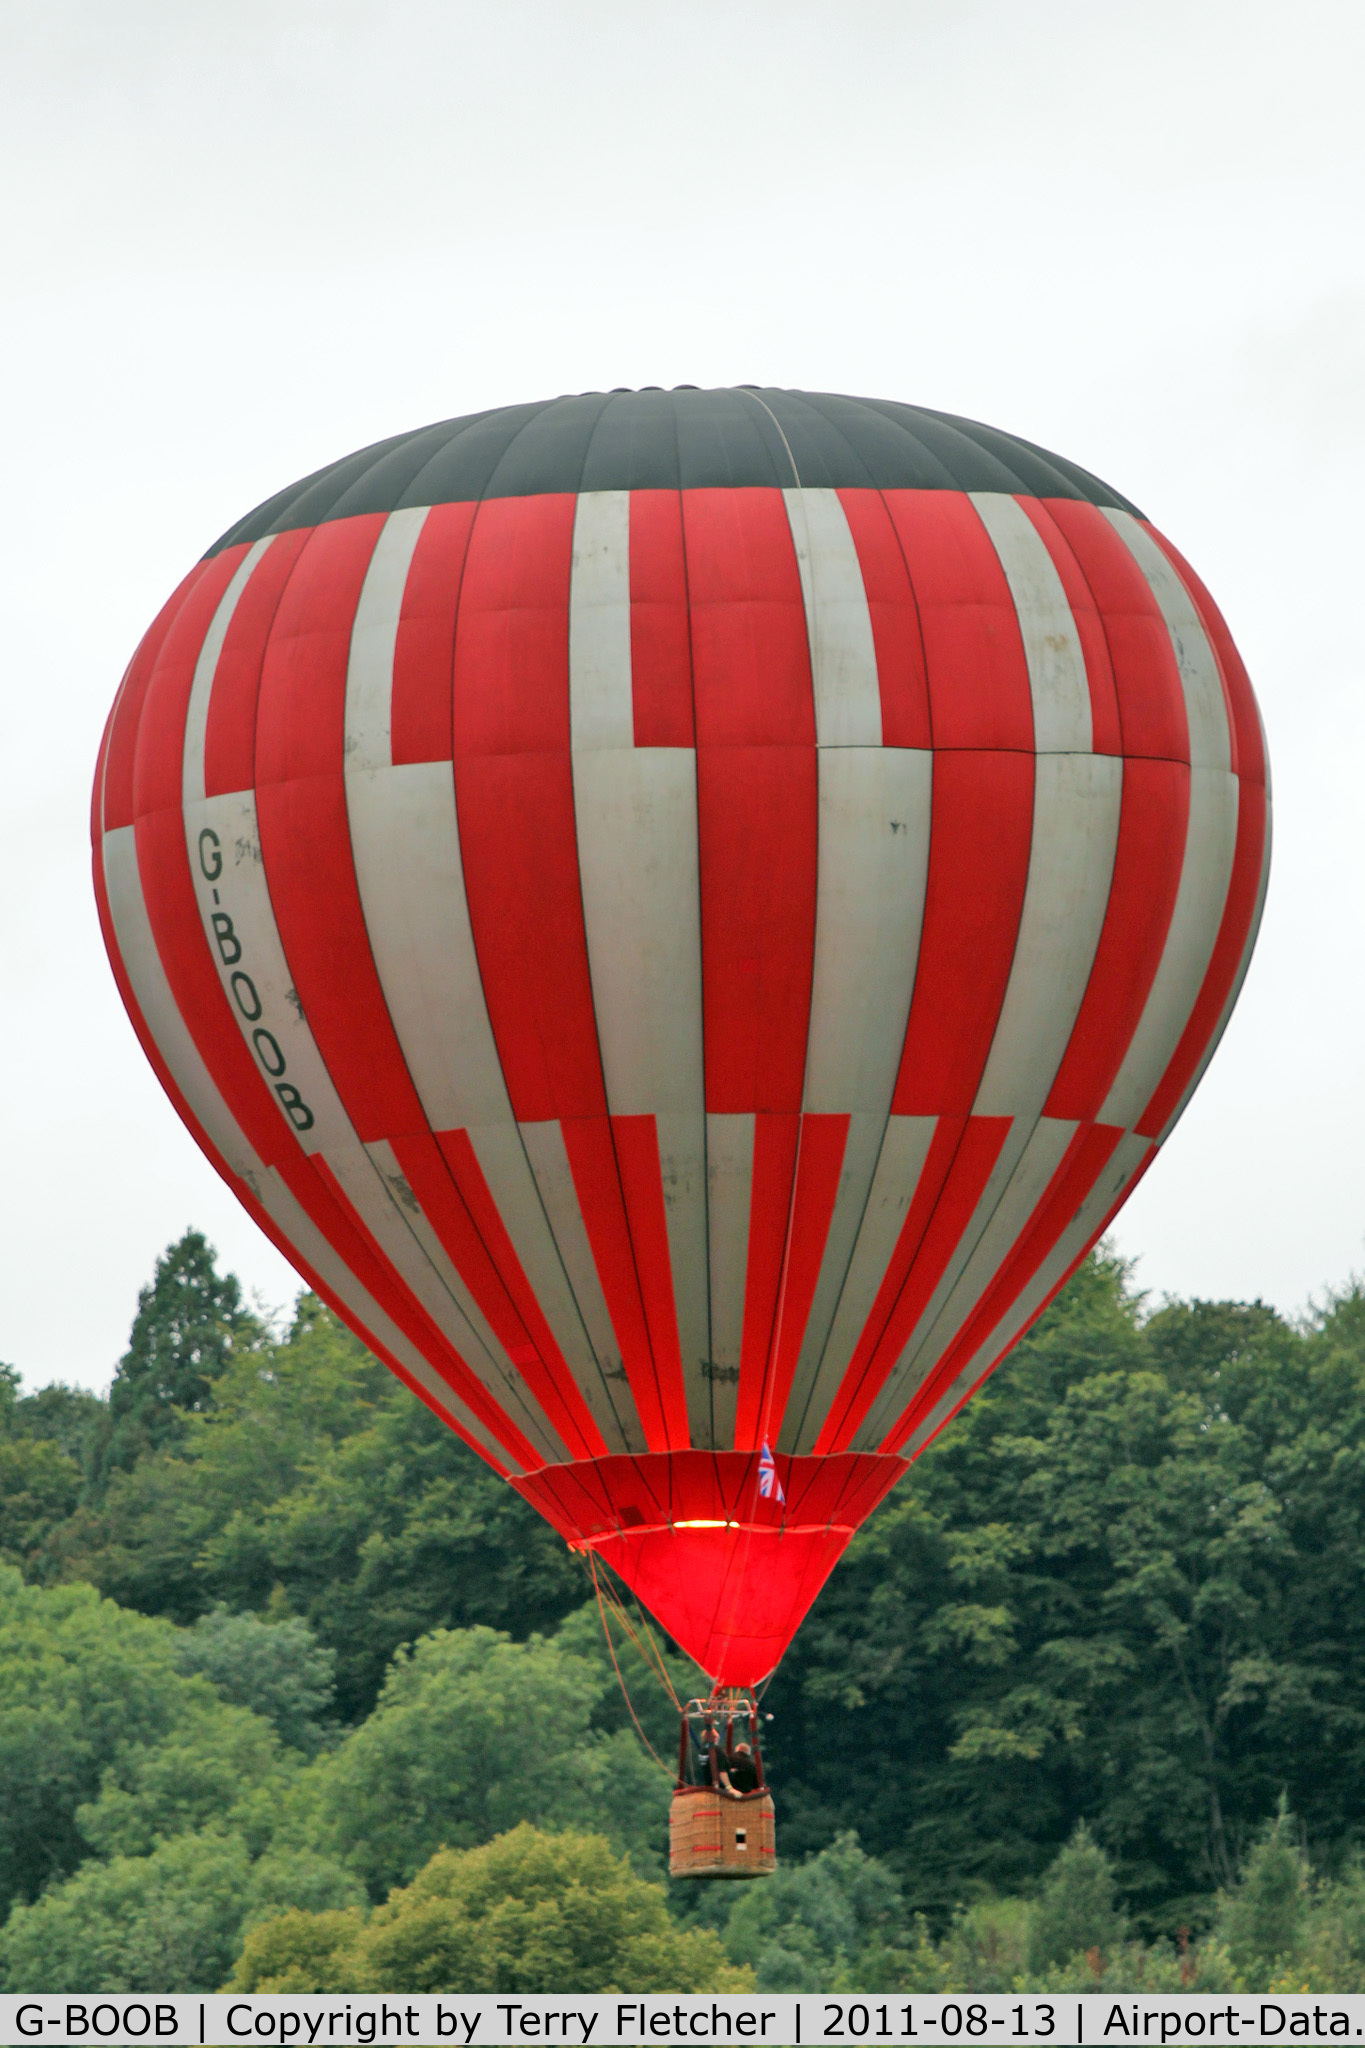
734,1741,752,1757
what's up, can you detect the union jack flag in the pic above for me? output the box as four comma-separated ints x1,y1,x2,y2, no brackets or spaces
758,1440,785,1504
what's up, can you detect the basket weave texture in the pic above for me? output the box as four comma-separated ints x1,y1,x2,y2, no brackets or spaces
668,1786,776,1880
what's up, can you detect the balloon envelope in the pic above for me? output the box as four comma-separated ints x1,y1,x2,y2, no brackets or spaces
94,388,1269,1684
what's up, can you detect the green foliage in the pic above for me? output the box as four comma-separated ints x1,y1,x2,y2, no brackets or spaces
301,1624,664,1896
235,1827,750,1992
95,1230,264,1483
767,1253,1365,1926
1218,1796,1310,1980
706,1832,936,1991
58,1293,583,1718
0,1830,364,1993
1026,1823,1126,1972
172,1605,337,1753
18,1231,1365,1990
0,1830,251,1992
0,1569,230,1916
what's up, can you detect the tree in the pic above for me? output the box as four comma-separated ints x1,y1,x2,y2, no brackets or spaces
0,1831,364,1993
301,1625,663,1896
61,1291,585,1712
710,1831,935,1991
1027,1824,1126,1973
0,1831,252,1992
1217,1798,1309,1981
234,1827,750,1992
172,1605,337,1753
94,1230,263,1482
0,1569,219,1915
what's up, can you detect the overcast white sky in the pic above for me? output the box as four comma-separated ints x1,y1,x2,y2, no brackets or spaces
3,0,1362,1389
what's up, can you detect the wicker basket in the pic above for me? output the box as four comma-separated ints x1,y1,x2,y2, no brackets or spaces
669,1785,776,1879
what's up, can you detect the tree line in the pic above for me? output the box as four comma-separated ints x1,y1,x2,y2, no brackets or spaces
4,1232,1365,1990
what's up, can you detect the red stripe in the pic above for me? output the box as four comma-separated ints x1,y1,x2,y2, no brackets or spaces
1145,525,1266,787
885,1121,1125,1447
611,1114,692,1445
629,491,694,747
762,1114,850,1446
254,517,386,783
257,774,429,1138
1136,780,1267,1138
131,548,252,822
391,501,477,766
683,488,817,1115
836,488,931,748
452,494,576,754
1044,758,1190,1120
695,747,817,1113
95,853,509,1474
813,1115,961,1454
204,529,313,797
103,559,222,831
820,1117,1012,1451
389,1130,605,1458
880,490,1032,749
452,494,606,1124
306,1153,542,1467
891,750,1035,1115
1040,501,1188,763
436,1128,600,1416
455,752,605,1121
129,733,534,1471
560,1117,675,1452
897,1141,1159,1459
1015,498,1122,754
682,488,814,747
733,1113,801,1449
254,516,429,1140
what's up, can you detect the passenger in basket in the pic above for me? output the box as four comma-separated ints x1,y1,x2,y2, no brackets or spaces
693,1725,721,1787
719,1741,760,1797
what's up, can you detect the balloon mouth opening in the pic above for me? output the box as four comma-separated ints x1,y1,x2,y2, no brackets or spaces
570,1517,859,1547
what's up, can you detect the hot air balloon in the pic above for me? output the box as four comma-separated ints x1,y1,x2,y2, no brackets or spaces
93,387,1268,1871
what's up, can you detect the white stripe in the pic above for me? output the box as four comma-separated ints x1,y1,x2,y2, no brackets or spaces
777,750,932,1448
1103,510,1232,773
347,762,512,1130
569,491,633,750
655,1109,713,1445
786,1114,938,1453
852,1116,1079,1450
182,538,276,808
1154,795,1271,1143
776,1110,881,1452
569,494,711,1443
705,1112,754,1449
804,749,932,1113
182,781,566,1461
250,1164,520,1473
572,749,704,1117
183,790,351,1154
783,487,882,745
518,1118,641,1441
900,1133,1153,1458
344,507,430,774
467,1126,640,1455
101,826,514,1470
103,825,262,1181
970,492,1092,753
321,1136,566,1464
974,754,1123,1118
344,719,641,1447
1099,768,1240,1127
